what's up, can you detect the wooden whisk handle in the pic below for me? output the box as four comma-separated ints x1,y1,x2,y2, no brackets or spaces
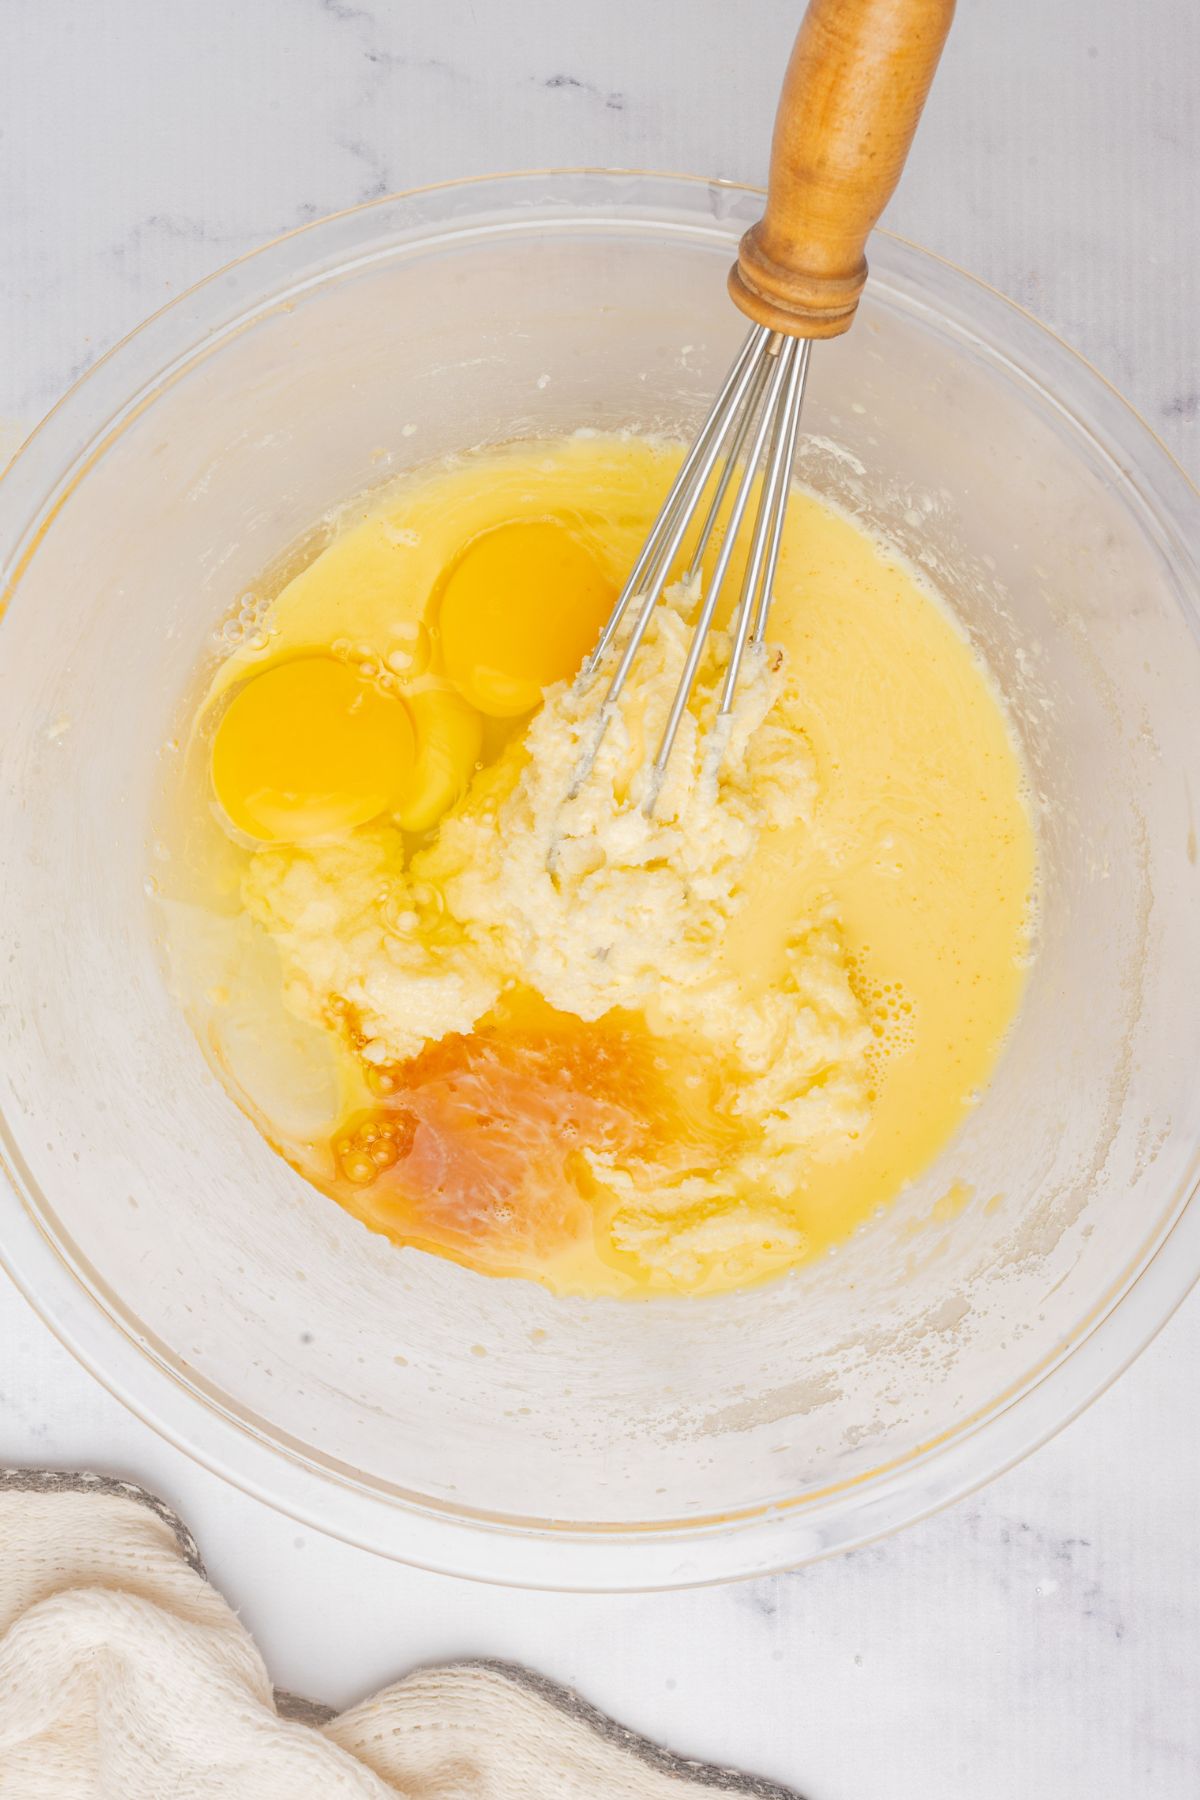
729,0,955,339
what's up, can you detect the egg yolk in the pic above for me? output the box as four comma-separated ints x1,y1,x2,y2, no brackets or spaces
393,687,484,835
211,655,415,842
437,518,617,717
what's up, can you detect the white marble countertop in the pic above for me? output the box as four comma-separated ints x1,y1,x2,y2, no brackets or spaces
2,3,1198,1795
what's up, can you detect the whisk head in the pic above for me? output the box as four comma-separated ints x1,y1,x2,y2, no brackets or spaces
573,322,811,804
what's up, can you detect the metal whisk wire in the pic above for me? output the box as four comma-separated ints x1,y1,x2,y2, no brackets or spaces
574,323,812,802
565,0,956,810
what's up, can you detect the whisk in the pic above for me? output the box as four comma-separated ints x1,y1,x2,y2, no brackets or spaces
577,0,955,797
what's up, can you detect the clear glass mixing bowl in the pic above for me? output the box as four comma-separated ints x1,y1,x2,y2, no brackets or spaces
2,172,1199,1590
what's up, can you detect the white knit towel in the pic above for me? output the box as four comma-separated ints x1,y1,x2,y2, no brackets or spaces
0,1472,800,1800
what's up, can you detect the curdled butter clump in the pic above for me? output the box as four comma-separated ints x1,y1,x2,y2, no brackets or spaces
243,593,874,1284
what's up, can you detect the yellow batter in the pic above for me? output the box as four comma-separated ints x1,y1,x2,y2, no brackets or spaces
171,433,1034,1298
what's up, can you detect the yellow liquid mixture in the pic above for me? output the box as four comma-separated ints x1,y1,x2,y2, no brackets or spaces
165,433,1035,1298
